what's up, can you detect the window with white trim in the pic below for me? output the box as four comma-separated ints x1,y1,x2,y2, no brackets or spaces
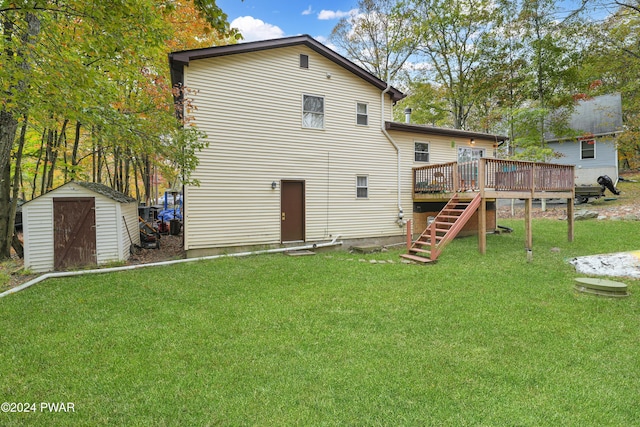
356,103,368,126
581,139,595,159
303,95,324,129
415,142,430,162
356,175,368,198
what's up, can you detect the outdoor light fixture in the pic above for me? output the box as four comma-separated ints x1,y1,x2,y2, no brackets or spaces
271,181,277,189
470,138,475,145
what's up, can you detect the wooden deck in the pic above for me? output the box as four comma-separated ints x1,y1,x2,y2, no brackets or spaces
412,158,575,201
410,159,576,256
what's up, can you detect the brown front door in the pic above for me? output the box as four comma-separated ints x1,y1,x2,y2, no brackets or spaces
53,197,97,270
281,181,305,242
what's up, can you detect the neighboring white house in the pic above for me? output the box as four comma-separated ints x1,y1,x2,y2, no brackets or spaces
546,93,623,185
22,182,140,272
169,35,506,256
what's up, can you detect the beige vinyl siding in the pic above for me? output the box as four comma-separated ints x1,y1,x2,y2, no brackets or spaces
23,183,137,272
183,46,400,250
391,131,498,225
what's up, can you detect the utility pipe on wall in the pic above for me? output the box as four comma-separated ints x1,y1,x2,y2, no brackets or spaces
381,83,404,226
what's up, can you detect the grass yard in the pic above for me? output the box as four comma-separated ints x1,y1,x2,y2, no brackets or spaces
1,219,639,426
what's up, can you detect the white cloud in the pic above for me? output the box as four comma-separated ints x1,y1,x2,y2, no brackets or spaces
318,9,358,20
302,5,313,15
230,16,285,42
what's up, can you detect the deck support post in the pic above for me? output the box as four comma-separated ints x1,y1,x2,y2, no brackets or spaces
478,159,486,254
567,198,574,242
525,197,533,250
478,197,486,254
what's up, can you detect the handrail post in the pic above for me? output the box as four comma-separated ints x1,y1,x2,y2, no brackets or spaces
406,219,412,250
478,158,486,197
530,162,536,197
452,163,459,193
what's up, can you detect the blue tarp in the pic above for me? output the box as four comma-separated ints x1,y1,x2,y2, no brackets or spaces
158,207,182,222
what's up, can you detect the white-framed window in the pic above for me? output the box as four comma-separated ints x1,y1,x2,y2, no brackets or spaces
356,102,368,126
356,175,368,199
581,139,595,159
303,94,324,129
415,142,430,162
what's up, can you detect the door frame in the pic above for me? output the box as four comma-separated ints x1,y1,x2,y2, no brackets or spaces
280,180,305,243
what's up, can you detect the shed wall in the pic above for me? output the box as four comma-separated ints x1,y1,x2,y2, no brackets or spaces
23,183,137,272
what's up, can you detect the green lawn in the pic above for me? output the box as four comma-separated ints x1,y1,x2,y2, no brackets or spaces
1,219,639,426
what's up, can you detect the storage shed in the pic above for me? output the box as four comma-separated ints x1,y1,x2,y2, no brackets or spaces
23,182,140,272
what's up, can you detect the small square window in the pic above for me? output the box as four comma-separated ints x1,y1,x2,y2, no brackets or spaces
356,103,368,126
303,95,324,128
415,142,430,162
581,139,595,159
300,54,309,68
356,175,368,198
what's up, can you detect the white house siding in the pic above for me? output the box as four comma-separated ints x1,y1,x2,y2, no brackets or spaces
23,183,136,272
183,46,402,251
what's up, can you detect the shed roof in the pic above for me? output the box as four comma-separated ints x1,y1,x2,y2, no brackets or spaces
169,35,405,103
74,182,136,203
23,181,136,206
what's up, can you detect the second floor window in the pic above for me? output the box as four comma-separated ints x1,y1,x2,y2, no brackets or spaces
356,103,368,126
303,95,324,129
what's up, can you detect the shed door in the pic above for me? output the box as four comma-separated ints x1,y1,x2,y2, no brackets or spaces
281,181,305,242
54,197,97,270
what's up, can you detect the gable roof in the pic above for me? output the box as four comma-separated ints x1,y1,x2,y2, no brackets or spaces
23,181,136,206
74,182,137,203
546,93,623,142
386,121,508,143
169,35,405,103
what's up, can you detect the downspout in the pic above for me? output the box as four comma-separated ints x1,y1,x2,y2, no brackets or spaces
381,84,405,227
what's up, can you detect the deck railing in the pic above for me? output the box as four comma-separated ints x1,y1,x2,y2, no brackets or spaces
413,158,574,197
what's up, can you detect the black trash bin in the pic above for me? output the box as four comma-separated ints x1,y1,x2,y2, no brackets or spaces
170,219,182,235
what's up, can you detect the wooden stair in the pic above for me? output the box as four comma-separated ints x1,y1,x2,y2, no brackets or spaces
400,193,482,264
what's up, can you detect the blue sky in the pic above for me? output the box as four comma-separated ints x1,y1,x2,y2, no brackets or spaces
216,1,359,44
216,0,614,45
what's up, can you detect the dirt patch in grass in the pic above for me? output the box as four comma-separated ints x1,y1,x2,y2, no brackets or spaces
497,170,640,220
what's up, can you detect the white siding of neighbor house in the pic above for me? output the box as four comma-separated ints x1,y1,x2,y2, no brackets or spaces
23,183,138,272
183,45,402,250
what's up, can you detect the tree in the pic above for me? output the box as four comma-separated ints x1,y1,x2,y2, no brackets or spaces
0,0,236,260
581,5,640,168
410,0,503,130
393,81,449,125
330,0,419,82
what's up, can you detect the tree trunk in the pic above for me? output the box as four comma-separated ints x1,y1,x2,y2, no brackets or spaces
31,127,47,199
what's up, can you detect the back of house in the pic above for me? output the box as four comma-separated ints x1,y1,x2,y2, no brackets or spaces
169,35,506,256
